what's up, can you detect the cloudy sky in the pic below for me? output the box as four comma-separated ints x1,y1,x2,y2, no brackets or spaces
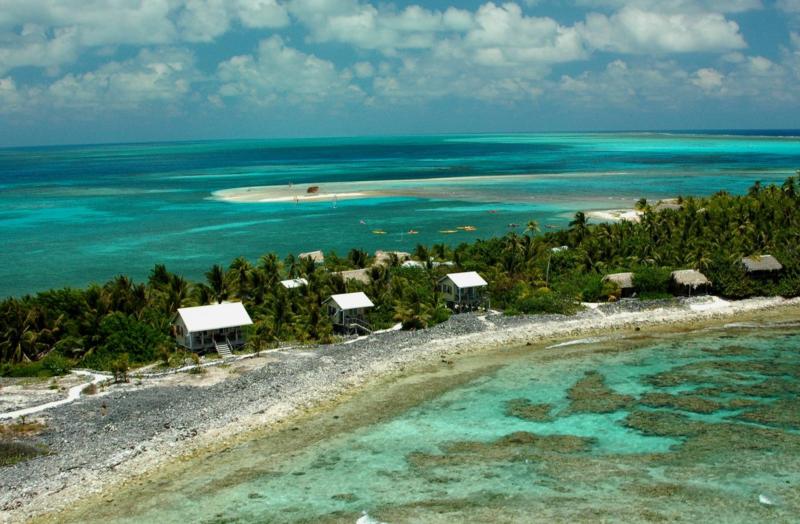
2,0,800,146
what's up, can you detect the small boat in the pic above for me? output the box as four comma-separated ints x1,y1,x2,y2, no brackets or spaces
455,225,476,231
507,223,519,228
359,219,366,225
372,229,387,235
407,229,419,234
439,229,458,234
545,224,559,229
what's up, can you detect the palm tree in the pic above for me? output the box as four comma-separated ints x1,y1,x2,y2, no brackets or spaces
258,253,281,287
348,248,369,269
525,219,540,236
284,254,298,278
569,211,589,243
228,256,253,300
205,264,228,304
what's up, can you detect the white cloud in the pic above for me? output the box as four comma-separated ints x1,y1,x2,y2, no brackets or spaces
581,7,747,54
0,25,80,74
178,0,289,43
464,3,587,65
46,48,197,109
575,1,762,14
556,50,798,109
0,77,29,113
557,59,691,107
353,61,375,78
0,0,289,72
777,0,800,14
216,36,363,106
691,67,724,90
289,0,472,51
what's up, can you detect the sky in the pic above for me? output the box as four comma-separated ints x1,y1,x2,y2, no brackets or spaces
1,0,800,146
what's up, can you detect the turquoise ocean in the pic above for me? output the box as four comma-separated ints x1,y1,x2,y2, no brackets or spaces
2,131,800,296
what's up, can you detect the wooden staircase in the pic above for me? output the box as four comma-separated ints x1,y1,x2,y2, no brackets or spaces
214,339,233,359
347,318,372,335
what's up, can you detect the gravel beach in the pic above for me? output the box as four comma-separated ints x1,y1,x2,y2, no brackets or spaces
2,295,799,523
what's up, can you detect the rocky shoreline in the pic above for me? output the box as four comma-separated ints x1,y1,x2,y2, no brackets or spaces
2,295,799,523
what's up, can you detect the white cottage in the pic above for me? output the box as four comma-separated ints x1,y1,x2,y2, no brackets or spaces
174,302,253,353
280,277,308,289
437,271,488,311
323,292,374,332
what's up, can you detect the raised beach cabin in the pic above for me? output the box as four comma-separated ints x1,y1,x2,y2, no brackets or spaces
323,292,374,334
742,254,782,280
670,269,711,296
438,271,489,311
299,250,325,265
174,302,253,356
280,277,308,289
603,272,635,298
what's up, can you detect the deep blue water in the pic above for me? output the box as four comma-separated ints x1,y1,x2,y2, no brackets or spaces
1,132,799,297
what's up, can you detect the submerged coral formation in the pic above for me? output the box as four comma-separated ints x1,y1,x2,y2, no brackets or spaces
566,371,634,413
505,398,555,422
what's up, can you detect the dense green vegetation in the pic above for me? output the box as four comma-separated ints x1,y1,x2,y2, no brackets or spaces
1,177,798,375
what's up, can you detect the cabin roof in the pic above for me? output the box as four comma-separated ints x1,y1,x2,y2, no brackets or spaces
325,292,374,310
603,272,634,289
439,271,488,288
336,268,371,284
280,278,308,289
671,269,711,288
742,254,782,272
374,250,411,265
299,250,325,263
176,302,253,333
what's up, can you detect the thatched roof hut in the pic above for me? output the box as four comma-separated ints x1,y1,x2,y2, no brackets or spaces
603,272,634,290
374,250,411,266
741,254,782,273
654,201,683,212
336,268,371,284
299,250,325,264
671,269,711,289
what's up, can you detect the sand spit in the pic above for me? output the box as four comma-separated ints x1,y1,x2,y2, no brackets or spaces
2,295,799,523
211,173,635,205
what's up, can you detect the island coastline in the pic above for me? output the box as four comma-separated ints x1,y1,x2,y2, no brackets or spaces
4,295,798,523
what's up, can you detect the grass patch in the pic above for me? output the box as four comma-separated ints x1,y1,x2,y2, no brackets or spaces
0,420,46,437
0,441,49,467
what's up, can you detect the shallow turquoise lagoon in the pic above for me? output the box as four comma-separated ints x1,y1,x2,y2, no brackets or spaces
2,132,799,296
64,324,800,523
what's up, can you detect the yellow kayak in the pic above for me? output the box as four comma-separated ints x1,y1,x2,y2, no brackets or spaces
372,229,387,235
439,229,458,234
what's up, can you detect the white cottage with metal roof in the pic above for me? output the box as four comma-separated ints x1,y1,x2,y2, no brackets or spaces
437,271,489,311
174,302,253,354
323,292,374,333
